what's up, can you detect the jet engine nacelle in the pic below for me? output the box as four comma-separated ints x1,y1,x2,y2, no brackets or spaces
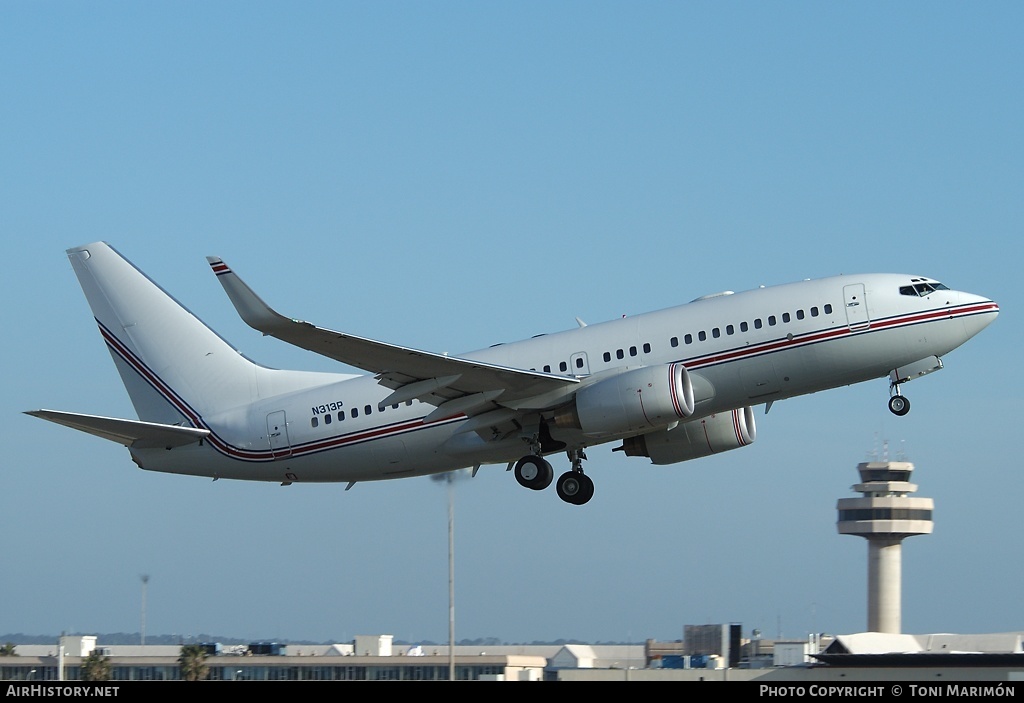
615,406,756,465
551,363,695,438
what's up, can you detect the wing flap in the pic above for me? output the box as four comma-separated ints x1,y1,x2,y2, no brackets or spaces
25,410,210,449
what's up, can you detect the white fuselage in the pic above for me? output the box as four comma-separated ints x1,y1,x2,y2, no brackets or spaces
129,273,997,484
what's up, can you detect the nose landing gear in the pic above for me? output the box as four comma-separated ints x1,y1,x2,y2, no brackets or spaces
886,356,944,416
888,384,911,416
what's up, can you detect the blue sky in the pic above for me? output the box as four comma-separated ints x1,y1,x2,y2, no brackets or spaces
3,1,1020,645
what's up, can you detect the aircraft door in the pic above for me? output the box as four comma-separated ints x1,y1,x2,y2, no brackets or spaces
569,352,590,376
843,284,871,331
266,411,292,458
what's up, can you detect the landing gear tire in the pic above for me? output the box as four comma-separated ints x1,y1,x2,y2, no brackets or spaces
888,394,910,416
556,471,595,506
514,455,553,491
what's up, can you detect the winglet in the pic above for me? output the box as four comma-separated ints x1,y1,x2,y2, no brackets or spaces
207,257,306,336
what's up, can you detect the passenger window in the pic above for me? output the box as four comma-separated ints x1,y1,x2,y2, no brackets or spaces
824,304,833,314
796,309,805,320
351,407,358,418
311,417,318,428
643,342,651,353
782,312,790,323
575,357,584,368
670,337,678,347
768,315,777,326
603,352,611,362
684,334,692,344
616,349,624,359
698,331,707,341
811,307,819,317
754,319,762,329
543,365,551,372
325,414,332,425
740,321,748,332
559,361,568,372
365,405,372,415
726,324,734,335
712,328,720,338
629,346,637,356
338,411,345,421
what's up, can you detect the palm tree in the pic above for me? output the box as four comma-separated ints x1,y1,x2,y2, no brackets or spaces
81,650,112,681
0,643,16,656
178,644,209,681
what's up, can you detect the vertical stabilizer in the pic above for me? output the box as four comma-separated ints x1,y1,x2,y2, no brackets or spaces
67,242,258,425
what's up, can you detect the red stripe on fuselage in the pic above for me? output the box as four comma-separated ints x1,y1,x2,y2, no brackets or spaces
683,302,994,372
98,300,996,463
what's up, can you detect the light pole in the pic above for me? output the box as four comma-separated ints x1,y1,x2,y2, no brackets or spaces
140,574,150,645
448,472,455,682
432,470,466,681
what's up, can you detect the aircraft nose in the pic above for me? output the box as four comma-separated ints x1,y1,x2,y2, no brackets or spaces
958,291,999,339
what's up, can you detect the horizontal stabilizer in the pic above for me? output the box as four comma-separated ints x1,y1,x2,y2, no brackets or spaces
25,410,210,449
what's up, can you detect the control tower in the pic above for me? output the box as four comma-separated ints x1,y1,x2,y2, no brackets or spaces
836,453,934,633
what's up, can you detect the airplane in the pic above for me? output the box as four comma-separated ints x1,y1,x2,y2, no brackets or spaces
26,242,999,505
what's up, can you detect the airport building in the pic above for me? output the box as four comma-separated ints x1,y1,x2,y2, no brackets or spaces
3,630,1024,682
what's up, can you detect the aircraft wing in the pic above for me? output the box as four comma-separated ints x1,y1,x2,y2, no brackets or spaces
25,410,210,449
207,258,579,416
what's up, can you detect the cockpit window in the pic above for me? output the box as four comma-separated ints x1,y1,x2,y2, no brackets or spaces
900,281,950,297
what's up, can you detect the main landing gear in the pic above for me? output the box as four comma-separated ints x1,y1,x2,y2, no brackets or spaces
512,448,594,505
